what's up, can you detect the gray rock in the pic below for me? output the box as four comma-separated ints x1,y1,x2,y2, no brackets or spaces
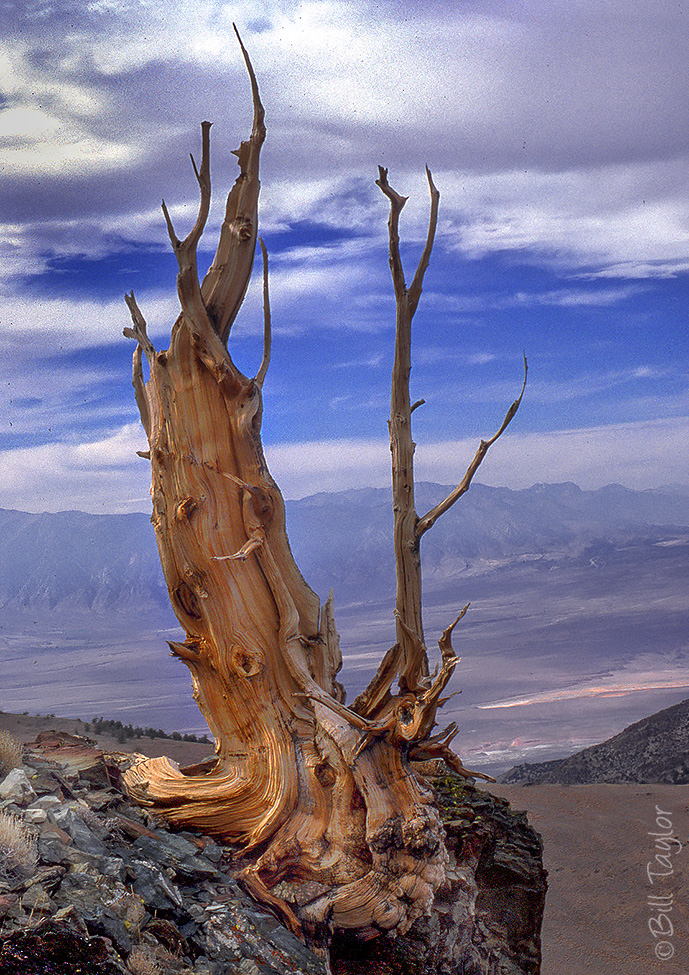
85,911,132,955
132,834,220,880
0,769,36,805
3,742,545,975
28,795,63,810
59,808,109,856
23,807,47,824
127,859,184,911
20,884,53,913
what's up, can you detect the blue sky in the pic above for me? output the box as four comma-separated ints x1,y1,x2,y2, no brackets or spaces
1,0,689,512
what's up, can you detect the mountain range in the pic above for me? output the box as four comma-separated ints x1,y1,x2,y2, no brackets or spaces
1,480,688,612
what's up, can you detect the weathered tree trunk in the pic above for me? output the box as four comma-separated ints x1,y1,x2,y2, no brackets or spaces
123,32,526,953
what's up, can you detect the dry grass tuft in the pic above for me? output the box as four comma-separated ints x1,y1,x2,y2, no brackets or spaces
0,730,24,776
127,946,161,975
0,810,38,879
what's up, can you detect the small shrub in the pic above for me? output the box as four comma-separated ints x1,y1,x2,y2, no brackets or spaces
127,947,161,975
0,811,38,879
0,731,24,775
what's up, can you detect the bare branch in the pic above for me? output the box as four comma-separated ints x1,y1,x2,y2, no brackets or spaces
163,121,211,263
255,237,271,388
317,590,344,701
395,612,429,692
131,345,151,438
409,740,495,782
190,152,200,184
212,528,265,562
294,692,371,731
438,604,470,658
416,356,528,538
184,121,212,253
234,24,265,138
161,199,180,249
375,166,408,299
123,291,156,359
410,398,425,413
124,291,155,436
380,166,427,685
407,166,440,315
199,27,266,345
352,642,404,718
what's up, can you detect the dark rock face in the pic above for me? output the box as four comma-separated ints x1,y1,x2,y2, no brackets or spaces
501,696,689,785
0,740,546,974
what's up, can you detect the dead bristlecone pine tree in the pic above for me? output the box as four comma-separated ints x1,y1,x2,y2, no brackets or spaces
123,29,539,974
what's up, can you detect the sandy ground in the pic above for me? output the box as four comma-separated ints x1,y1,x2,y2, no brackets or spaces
491,783,688,975
2,711,687,973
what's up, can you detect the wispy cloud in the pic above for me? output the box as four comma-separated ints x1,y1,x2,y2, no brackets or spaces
1,414,688,513
3,0,689,275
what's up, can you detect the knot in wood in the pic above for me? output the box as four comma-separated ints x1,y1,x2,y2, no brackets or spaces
173,583,202,620
248,486,275,523
230,644,264,678
175,497,198,522
314,761,336,788
232,216,253,241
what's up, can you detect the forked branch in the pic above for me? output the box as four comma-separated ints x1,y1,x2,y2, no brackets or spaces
416,355,528,538
161,119,212,257
375,162,526,715
408,167,440,315
199,25,266,346
379,166,440,681
375,166,408,299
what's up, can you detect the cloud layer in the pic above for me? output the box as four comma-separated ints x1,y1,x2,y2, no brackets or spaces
1,0,688,509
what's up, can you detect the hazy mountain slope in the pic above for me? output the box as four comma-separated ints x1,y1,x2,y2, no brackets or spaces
1,482,687,611
0,508,166,611
500,697,689,784
1,482,688,770
285,480,689,601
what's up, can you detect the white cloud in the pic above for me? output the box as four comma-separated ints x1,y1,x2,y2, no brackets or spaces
0,293,180,353
1,414,687,514
2,0,689,276
268,416,689,497
0,423,150,514
437,162,689,275
415,418,689,492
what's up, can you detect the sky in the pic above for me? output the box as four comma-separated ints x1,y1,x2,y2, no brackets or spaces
1,0,689,513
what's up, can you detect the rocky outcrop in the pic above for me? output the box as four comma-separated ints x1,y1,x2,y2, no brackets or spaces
0,734,546,974
332,777,546,975
501,696,689,785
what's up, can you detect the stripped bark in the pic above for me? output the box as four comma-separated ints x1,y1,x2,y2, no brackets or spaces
123,32,525,953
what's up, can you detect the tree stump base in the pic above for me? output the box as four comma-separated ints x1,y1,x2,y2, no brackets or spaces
330,778,547,975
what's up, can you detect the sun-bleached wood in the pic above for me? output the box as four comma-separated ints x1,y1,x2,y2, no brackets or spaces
123,31,525,950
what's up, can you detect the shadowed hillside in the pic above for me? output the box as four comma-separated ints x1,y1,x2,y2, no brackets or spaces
501,696,689,784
